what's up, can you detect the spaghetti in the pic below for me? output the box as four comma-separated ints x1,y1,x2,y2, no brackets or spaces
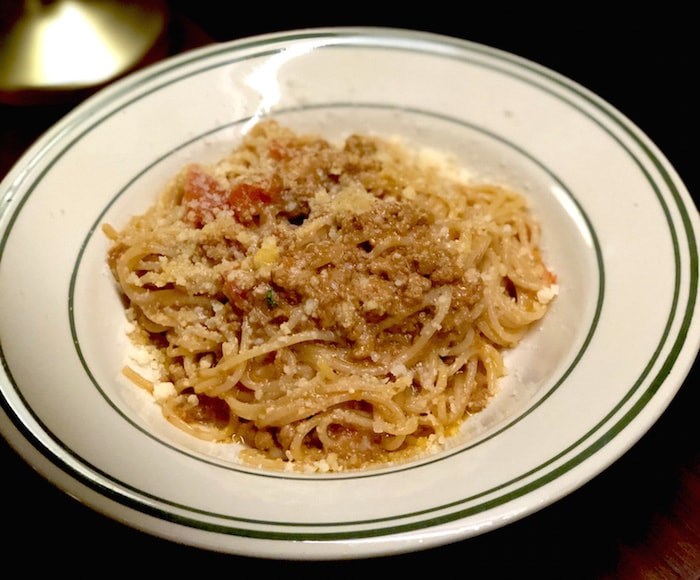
104,120,558,472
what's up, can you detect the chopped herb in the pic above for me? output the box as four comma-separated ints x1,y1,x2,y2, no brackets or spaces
265,287,278,309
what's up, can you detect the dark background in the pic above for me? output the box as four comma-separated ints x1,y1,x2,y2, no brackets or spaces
1,6,698,578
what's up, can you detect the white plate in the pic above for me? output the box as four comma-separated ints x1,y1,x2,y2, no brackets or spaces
1,28,699,560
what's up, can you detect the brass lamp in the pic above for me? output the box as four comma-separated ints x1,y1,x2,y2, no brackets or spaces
0,0,170,105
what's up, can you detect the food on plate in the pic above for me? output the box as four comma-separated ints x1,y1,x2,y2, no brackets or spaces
103,119,558,472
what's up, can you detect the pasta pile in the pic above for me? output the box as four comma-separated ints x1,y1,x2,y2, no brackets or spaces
104,120,557,472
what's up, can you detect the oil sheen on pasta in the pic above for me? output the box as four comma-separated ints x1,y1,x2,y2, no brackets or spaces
104,120,558,473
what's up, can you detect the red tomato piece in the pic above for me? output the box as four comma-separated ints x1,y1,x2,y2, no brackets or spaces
181,164,279,226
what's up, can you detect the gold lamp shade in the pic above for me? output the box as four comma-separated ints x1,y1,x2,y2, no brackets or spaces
0,0,170,104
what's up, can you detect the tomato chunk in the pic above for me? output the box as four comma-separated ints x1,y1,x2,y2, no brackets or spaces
181,164,279,226
229,182,273,208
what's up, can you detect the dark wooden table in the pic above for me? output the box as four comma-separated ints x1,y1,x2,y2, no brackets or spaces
2,8,698,578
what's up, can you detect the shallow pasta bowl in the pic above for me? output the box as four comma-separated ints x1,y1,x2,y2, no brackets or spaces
1,27,699,560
